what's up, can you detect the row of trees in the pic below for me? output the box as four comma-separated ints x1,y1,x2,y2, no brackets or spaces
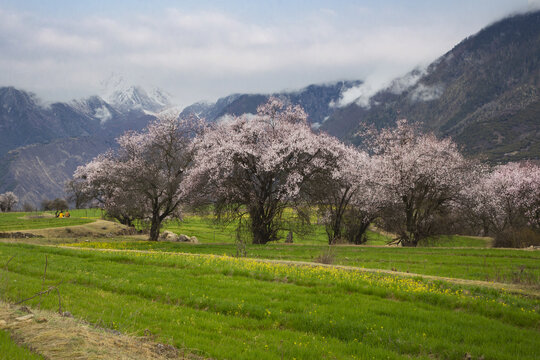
70,98,540,246
41,198,69,212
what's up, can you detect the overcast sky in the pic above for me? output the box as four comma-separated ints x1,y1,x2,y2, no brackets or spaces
0,0,538,107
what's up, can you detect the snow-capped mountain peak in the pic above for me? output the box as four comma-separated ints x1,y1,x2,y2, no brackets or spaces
100,75,171,113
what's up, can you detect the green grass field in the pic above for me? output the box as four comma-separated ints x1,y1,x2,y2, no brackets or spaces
0,209,490,247
419,235,492,248
0,243,538,360
162,220,391,245
157,214,489,247
0,210,538,359
0,329,43,360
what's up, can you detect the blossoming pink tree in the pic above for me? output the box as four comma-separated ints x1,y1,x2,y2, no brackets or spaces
368,120,473,246
74,114,203,241
463,162,540,234
186,98,349,244
315,147,387,244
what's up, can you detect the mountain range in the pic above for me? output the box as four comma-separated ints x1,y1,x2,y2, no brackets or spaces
322,10,540,162
0,84,162,206
1,10,539,208
0,79,362,206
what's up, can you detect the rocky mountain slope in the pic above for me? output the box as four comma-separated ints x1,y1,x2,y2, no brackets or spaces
322,10,540,162
0,137,112,206
0,87,162,206
180,80,362,128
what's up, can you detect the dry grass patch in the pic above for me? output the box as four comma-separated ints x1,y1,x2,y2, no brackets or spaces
0,301,200,360
15,220,135,239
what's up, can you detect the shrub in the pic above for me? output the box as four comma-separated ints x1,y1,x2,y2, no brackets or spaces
314,247,335,264
493,227,540,248
41,198,69,211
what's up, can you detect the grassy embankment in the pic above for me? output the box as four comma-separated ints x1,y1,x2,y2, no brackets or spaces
0,209,99,232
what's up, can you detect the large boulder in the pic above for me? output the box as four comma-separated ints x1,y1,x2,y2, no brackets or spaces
160,231,199,243
159,231,180,242
177,234,190,242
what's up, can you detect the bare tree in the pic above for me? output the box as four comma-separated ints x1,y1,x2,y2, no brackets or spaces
41,198,69,211
65,179,92,209
0,192,18,212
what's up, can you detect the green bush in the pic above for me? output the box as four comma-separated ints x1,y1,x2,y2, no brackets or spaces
494,227,540,248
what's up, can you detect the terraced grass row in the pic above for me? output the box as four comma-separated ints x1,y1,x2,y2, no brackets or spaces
67,240,540,286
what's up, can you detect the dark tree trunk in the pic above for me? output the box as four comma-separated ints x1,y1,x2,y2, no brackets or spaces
402,197,419,247
482,220,490,237
149,213,162,241
401,240,417,247
249,205,278,244
348,221,370,245
327,210,344,245
325,188,351,245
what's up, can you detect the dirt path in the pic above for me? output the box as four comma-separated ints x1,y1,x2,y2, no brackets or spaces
0,301,195,360
55,245,540,298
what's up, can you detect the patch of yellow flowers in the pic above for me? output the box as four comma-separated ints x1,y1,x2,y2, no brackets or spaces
67,241,478,299
64,241,539,315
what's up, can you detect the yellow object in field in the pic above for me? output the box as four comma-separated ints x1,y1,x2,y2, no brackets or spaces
59,212,64,218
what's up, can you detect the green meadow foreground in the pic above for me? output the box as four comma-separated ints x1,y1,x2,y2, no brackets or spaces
0,211,539,359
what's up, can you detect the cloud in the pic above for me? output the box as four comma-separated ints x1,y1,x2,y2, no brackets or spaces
336,67,427,108
387,70,425,95
529,0,540,9
337,78,385,108
37,28,102,53
409,83,445,102
94,105,112,124
0,3,532,106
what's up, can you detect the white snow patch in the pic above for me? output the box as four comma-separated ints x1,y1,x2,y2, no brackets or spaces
100,73,171,112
